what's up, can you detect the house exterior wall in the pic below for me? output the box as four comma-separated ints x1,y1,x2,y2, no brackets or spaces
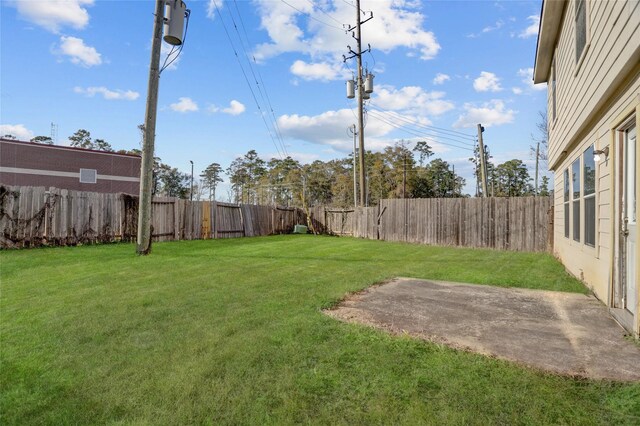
547,1,640,168
0,139,141,194
538,0,640,336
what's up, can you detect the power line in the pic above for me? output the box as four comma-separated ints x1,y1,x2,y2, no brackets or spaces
212,0,283,159
304,0,345,27
367,104,476,144
228,0,288,157
366,109,474,151
280,0,345,30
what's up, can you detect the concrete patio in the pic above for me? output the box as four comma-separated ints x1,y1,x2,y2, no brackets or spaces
326,278,640,381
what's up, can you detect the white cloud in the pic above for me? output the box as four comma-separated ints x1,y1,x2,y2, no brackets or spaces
207,0,224,19
223,100,246,115
453,100,516,128
277,104,454,154
468,19,504,38
56,36,101,67
290,60,350,82
433,73,450,85
517,67,546,91
74,86,139,100
512,87,523,95
473,71,502,92
519,15,540,39
0,124,34,141
10,0,93,33
170,97,199,113
267,151,320,164
254,0,440,68
278,108,395,152
483,19,504,33
373,85,454,116
208,100,246,115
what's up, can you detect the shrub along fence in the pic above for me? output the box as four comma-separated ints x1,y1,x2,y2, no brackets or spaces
0,185,305,248
310,196,553,252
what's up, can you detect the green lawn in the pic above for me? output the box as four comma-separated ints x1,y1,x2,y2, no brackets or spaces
1,235,638,425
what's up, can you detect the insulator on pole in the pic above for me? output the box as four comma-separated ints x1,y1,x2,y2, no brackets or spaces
164,0,187,46
346,79,355,99
364,73,374,93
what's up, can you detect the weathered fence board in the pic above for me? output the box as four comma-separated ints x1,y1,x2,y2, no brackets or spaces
1,186,552,253
1,186,306,248
312,196,553,252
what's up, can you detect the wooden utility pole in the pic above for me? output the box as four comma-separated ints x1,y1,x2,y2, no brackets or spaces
477,124,489,198
355,0,366,206
534,141,540,195
403,151,407,198
136,0,164,255
351,124,358,208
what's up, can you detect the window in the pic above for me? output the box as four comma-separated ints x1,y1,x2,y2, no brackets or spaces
551,58,557,122
79,168,97,184
575,0,587,63
564,169,570,238
572,158,581,242
583,145,596,246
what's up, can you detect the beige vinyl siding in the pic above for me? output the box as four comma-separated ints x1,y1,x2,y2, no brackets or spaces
548,0,640,167
552,73,639,299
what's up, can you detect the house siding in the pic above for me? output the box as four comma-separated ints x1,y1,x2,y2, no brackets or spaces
548,0,640,168
553,74,639,299
542,0,640,336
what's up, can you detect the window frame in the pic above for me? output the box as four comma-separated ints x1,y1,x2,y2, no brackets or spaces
572,158,581,242
583,145,596,247
574,0,590,74
79,168,97,184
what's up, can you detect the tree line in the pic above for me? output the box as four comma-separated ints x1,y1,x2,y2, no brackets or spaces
225,139,546,208
25,129,546,206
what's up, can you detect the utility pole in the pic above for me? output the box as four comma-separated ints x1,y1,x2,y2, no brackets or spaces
190,160,194,201
403,151,407,198
534,141,540,195
344,2,373,207
136,0,164,255
477,124,489,198
355,1,366,206
350,124,358,208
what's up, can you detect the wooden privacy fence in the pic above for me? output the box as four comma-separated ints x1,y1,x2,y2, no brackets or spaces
310,197,553,252
0,185,305,248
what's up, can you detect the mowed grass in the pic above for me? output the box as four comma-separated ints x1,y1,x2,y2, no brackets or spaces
1,235,638,425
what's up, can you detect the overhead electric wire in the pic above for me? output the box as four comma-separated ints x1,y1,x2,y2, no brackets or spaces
366,109,474,151
232,0,288,158
303,0,345,27
280,0,345,30
212,0,283,159
368,103,476,141
227,0,288,157
367,104,476,145
368,110,474,151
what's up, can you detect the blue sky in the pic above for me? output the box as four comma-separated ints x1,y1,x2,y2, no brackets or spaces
1,0,548,197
